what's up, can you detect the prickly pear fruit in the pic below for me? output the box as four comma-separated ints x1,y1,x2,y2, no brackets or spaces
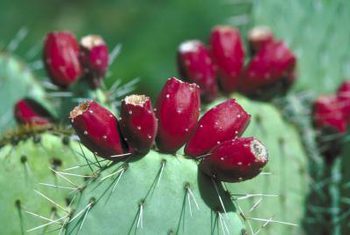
200,137,268,182
120,95,157,155
240,40,296,100
79,35,109,89
177,40,218,102
248,26,274,55
155,77,200,153
313,95,346,162
185,99,250,158
70,100,125,159
43,31,82,88
337,80,350,123
313,95,346,134
14,98,53,126
210,25,245,93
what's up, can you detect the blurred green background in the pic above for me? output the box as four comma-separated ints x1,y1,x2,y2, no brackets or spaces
1,0,350,98
0,0,252,98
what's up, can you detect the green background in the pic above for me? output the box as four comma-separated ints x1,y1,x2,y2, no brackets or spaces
1,0,349,97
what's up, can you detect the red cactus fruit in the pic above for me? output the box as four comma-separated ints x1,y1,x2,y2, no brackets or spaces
248,26,274,55
177,40,218,102
240,40,296,100
80,35,109,89
14,98,53,126
69,100,125,159
337,80,350,123
200,137,268,182
155,77,201,153
43,31,82,88
210,25,245,93
120,95,157,155
313,95,347,133
185,99,250,158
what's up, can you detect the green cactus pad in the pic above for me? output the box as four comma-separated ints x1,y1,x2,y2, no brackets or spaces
65,150,245,235
0,132,89,235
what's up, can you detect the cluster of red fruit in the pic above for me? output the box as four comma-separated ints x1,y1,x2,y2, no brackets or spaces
43,31,109,89
69,77,268,182
313,80,350,134
177,25,296,101
13,78,268,183
313,80,350,162
13,28,270,183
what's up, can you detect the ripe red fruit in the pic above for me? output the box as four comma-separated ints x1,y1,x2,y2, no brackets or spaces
177,40,218,102
337,80,350,123
185,99,250,158
240,40,296,100
210,25,245,93
14,98,53,126
43,31,82,88
70,100,126,159
248,26,274,55
120,95,158,155
79,35,109,89
155,77,201,153
200,137,268,182
313,95,347,133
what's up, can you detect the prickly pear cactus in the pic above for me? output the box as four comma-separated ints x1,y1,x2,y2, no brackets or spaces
0,53,46,131
56,95,307,235
0,132,90,235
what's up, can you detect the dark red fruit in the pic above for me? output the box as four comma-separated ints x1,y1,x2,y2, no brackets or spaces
240,40,296,100
14,98,53,126
200,137,268,182
313,95,347,164
337,80,350,123
185,99,250,158
313,95,346,133
43,31,82,88
210,25,245,93
80,35,109,89
120,95,157,155
177,40,218,102
70,100,125,159
248,26,274,55
156,77,201,153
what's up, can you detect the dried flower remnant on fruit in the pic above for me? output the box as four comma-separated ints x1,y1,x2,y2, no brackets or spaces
200,137,268,182
70,100,125,159
248,26,274,55
80,35,109,89
120,94,157,155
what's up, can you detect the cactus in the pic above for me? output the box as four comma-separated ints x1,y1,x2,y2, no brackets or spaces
64,150,245,234
2,0,350,234
0,132,90,235
38,94,304,235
